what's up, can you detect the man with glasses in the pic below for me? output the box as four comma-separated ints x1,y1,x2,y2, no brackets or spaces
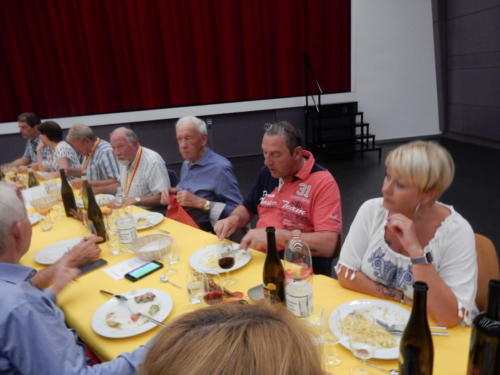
214,121,342,275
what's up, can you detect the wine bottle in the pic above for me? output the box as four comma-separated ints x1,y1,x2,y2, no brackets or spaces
263,227,286,304
81,171,89,211
399,281,434,375
466,279,500,375
59,169,77,217
85,181,107,243
284,229,313,317
27,167,39,187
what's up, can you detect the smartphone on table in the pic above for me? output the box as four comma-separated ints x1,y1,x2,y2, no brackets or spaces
125,260,163,281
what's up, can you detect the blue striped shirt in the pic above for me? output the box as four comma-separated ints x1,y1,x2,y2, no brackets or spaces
86,139,120,181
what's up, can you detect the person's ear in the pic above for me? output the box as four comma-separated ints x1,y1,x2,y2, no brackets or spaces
293,146,302,159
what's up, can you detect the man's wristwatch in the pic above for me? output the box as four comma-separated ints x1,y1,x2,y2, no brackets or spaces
203,200,211,211
411,252,433,265
134,197,141,204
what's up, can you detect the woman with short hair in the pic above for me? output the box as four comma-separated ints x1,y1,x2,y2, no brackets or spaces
36,121,81,178
139,302,323,375
337,140,477,327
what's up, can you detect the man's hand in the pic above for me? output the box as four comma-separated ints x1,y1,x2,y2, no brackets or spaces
49,262,80,294
214,215,240,241
240,228,268,251
160,187,179,205
61,235,102,268
176,190,204,209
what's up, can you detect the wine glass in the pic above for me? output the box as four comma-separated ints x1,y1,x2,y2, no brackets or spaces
186,271,205,305
103,207,120,256
202,273,224,305
160,246,179,280
31,196,56,232
347,317,374,375
44,181,63,220
218,242,236,287
320,308,342,369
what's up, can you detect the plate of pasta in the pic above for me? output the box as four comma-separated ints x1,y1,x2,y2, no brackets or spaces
329,299,410,359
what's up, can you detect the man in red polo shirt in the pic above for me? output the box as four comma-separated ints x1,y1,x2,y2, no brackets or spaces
214,121,342,275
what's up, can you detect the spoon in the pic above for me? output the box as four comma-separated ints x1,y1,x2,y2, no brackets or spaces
159,275,182,289
357,358,398,375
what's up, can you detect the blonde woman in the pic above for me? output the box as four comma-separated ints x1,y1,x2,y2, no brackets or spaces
139,302,323,375
337,141,477,327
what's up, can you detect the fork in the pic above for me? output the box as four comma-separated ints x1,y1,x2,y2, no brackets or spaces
100,289,128,301
376,319,449,336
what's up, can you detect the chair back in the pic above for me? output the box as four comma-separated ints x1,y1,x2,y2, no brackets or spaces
167,169,179,187
475,233,500,311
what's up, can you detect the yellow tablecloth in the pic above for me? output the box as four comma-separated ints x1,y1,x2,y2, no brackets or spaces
21,207,472,374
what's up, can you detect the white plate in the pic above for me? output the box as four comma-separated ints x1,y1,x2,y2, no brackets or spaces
189,243,252,275
76,194,115,208
29,213,44,225
92,288,173,338
133,212,165,230
329,299,410,360
34,238,82,265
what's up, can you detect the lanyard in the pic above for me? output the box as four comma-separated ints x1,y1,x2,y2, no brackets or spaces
82,138,101,171
124,146,143,196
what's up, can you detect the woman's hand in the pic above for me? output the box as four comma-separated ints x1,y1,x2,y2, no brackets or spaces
386,213,424,258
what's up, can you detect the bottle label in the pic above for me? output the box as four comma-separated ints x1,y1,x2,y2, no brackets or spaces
286,281,313,317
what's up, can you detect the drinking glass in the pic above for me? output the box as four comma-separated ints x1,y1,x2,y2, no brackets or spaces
160,246,178,279
104,208,120,256
202,273,224,305
44,181,63,220
186,271,205,304
347,318,373,375
218,242,236,287
320,308,342,369
31,196,56,232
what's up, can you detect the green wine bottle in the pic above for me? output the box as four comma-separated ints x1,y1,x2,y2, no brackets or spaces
399,281,434,375
263,227,286,304
59,169,77,217
27,167,39,187
85,181,107,244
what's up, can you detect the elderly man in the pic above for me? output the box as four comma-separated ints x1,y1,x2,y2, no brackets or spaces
214,121,342,275
0,182,148,374
160,116,242,232
110,127,170,209
66,124,120,190
9,112,50,167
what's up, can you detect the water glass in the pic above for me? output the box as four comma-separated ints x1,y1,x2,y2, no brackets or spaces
186,271,205,304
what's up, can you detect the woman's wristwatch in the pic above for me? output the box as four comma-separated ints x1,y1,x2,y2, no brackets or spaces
411,252,433,264
203,199,211,211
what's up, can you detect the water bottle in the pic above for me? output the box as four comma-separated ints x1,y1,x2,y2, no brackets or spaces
284,229,313,317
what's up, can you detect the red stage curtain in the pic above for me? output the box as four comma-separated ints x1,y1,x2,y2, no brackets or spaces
0,0,350,122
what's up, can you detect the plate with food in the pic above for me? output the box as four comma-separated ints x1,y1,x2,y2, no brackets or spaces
34,238,82,265
29,212,44,225
76,194,115,208
330,299,410,360
92,288,173,338
133,212,164,230
189,243,252,275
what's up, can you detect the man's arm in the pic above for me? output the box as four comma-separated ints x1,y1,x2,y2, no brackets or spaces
239,228,339,256
214,204,253,240
10,156,30,167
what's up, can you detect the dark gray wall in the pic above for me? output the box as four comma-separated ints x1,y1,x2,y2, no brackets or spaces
433,0,500,145
0,108,305,165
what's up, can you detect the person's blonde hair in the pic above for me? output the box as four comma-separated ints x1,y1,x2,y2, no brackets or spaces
139,302,323,375
386,140,455,197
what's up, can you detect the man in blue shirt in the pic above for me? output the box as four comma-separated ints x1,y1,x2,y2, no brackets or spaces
0,182,149,374
160,116,242,232
9,112,51,167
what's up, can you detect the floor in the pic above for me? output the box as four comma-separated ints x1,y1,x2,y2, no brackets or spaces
171,137,500,264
